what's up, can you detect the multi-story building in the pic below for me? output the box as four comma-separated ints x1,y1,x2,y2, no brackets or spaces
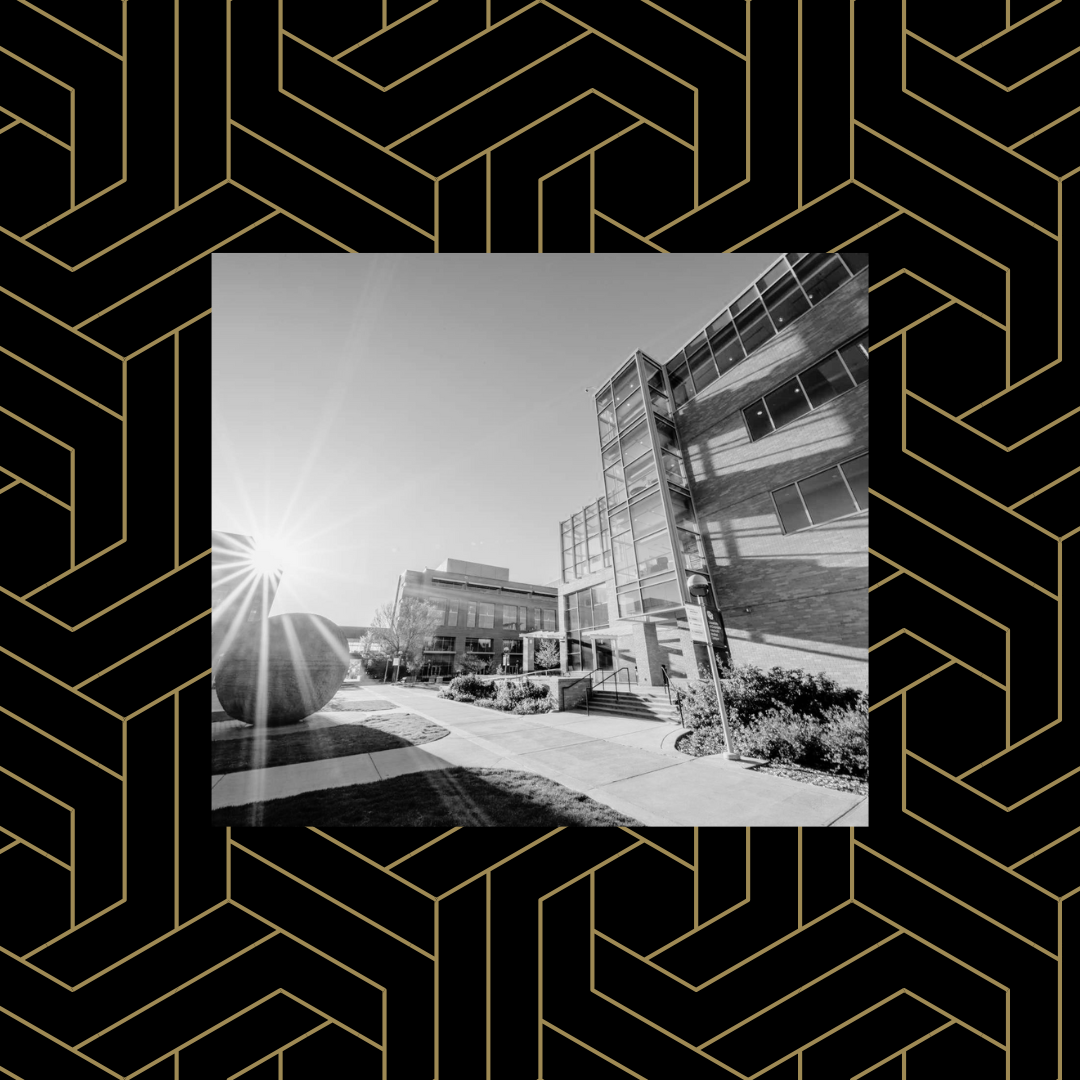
392,559,559,677
557,251,869,691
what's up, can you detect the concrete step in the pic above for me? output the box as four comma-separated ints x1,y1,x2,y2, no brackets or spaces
573,691,681,722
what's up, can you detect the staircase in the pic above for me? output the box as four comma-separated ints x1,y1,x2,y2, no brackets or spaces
573,686,683,724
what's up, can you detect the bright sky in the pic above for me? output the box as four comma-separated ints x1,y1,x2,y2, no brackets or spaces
212,252,782,626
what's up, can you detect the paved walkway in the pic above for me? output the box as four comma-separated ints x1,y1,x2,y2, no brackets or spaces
212,685,868,826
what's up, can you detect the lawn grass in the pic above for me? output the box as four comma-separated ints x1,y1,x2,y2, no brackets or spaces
211,714,448,774
210,766,645,826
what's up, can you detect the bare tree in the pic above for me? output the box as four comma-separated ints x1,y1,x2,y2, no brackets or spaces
370,598,445,676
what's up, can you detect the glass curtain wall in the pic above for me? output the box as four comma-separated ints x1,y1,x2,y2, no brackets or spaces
592,352,703,622
560,494,613,583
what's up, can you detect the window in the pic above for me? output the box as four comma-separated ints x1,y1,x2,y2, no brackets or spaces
668,490,698,533
662,451,688,488
764,377,812,428
794,252,850,305
619,419,651,465
597,386,616,446
478,602,494,628
640,574,681,613
612,532,637,583
761,271,810,330
505,638,523,654
532,607,541,631
447,601,458,626
772,454,869,532
424,636,456,652
685,334,717,393
565,585,609,632
635,531,674,578
668,360,692,407
427,600,446,625
465,637,493,652
624,452,658,498
733,297,776,354
609,502,631,536
839,335,869,384
467,602,476,627
503,605,517,629
677,528,706,570
616,388,645,429
630,491,666,538
519,606,528,630
742,335,868,440
604,461,626,505
840,251,868,274
706,310,744,376
650,387,671,417
543,608,557,631
654,417,679,454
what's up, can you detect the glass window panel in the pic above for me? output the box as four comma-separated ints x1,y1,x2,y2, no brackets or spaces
519,605,528,628
563,567,573,584
589,550,603,573
731,286,759,315
428,600,445,624
612,533,638,583
764,377,812,427
799,466,856,524
586,509,600,536
624,452,658,498
579,590,594,629
597,397,616,446
602,442,621,470
467,602,476,627
706,309,733,336
760,260,790,290
840,251,868,274
593,585,609,627
567,599,580,631
465,637,493,652
654,417,679,454
630,491,666,538
573,514,585,540
618,589,643,617
734,300,777,354
650,387,671,417
773,484,811,533
615,388,645,429
743,399,774,440
668,490,698,533
543,608,557,631
839,335,869,384
447,602,458,626
662,450,688,487
603,549,612,567
709,323,745,376
635,531,674,578
762,271,811,330
677,528,706,570
800,353,854,408
612,363,641,411
787,252,808,264
532,607,541,631
841,454,869,510
604,462,626,505
609,502,631,536
687,340,718,392
574,542,586,567
668,361,692,407
619,419,651,465
640,574,681,612
794,252,850,304
478,602,495,628
644,361,663,390
596,386,612,413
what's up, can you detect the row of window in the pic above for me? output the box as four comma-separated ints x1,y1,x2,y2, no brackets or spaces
428,576,556,600
743,334,869,441
667,252,868,408
595,356,670,448
427,598,557,631
772,454,868,533
561,495,613,582
424,637,527,655
564,584,610,633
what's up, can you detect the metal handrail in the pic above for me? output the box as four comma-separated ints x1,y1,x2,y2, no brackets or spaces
591,666,632,707
660,664,672,705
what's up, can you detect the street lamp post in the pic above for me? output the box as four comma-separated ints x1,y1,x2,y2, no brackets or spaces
686,574,740,761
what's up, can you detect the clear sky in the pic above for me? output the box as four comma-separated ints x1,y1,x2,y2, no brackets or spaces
211,252,782,626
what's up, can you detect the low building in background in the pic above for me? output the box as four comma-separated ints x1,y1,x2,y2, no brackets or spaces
392,559,559,677
557,252,868,692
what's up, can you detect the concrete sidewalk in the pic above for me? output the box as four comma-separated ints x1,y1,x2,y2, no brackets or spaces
212,685,867,826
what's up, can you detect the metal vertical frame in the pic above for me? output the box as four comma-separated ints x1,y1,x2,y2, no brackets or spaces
835,456,862,513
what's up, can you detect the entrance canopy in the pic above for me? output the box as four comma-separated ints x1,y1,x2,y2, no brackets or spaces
577,623,638,639
519,630,566,639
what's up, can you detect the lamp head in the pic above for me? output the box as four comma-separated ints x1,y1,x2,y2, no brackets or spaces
687,573,710,597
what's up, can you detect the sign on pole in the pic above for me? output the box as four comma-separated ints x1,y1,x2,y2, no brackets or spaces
392,656,400,666
685,605,709,643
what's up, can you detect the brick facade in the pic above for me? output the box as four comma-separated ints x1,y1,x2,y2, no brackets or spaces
672,269,869,691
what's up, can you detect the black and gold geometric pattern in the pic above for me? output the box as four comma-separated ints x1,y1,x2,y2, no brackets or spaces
0,0,1073,1075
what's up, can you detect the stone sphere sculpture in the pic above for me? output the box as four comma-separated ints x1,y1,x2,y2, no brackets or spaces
215,613,350,726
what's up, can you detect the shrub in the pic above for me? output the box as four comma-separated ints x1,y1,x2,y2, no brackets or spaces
512,696,555,715
817,703,869,777
439,674,496,702
733,706,828,768
678,665,866,730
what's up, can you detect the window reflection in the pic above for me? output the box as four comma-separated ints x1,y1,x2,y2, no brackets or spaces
635,532,673,578
604,462,626,504
773,485,810,533
742,399,773,440
623,452,658,498
662,451,688,487
630,491,666,537
734,299,776,354
839,335,869,384
800,353,854,407
668,362,692,406
794,252,850,304
762,271,810,329
615,388,645,429
764,378,811,428
619,419,650,464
